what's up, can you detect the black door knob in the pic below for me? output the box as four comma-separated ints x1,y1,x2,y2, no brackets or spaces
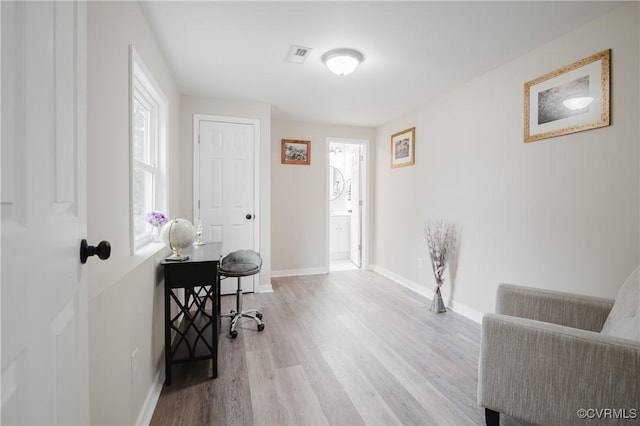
246,214,254,220
80,239,111,264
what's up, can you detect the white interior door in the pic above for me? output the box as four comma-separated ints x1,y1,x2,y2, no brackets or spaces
1,1,90,424
195,117,258,294
349,146,362,267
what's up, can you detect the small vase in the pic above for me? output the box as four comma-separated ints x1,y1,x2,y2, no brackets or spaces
153,226,161,242
430,285,447,313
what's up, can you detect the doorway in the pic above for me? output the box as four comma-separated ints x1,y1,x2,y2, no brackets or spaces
327,138,368,271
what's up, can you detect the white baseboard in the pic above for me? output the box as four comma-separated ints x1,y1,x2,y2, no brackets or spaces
372,265,435,299
370,264,483,324
447,299,484,323
271,266,329,278
259,282,273,293
135,366,165,426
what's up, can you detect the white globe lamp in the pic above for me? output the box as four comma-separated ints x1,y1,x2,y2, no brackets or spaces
161,218,196,261
322,48,364,76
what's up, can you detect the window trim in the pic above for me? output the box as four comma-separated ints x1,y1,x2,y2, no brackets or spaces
129,45,168,255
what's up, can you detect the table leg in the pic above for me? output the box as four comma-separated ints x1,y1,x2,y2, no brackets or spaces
164,285,172,386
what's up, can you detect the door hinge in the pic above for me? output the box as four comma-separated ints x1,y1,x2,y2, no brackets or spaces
360,155,364,162
359,200,363,206
198,200,200,209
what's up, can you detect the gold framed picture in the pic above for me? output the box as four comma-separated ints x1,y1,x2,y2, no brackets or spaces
281,139,311,165
524,49,610,143
390,127,415,168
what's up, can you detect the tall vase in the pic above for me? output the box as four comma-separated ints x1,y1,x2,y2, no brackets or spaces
430,284,447,313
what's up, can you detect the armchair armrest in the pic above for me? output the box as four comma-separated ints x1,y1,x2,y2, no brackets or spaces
496,284,614,331
478,314,640,426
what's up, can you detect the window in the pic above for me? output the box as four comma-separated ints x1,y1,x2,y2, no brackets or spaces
129,45,167,253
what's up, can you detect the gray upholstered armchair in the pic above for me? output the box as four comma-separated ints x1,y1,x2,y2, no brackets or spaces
478,267,640,425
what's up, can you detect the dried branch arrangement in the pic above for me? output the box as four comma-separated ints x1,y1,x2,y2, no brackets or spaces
424,220,456,313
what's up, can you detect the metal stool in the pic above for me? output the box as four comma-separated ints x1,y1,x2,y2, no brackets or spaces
219,250,264,338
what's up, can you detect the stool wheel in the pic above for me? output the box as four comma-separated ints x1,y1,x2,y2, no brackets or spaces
230,330,238,339
257,323,265,332
256,313,263,320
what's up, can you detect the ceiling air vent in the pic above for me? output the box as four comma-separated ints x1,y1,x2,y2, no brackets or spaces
286,45,312,64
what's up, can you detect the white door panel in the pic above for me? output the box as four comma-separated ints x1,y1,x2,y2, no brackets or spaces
1,1,89,424
197,119,257,294
350,146,362,267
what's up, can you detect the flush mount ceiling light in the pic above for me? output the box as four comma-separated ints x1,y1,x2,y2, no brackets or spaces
322,48,364,76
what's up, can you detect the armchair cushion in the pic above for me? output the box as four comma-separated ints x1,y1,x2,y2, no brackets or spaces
601,266,640,341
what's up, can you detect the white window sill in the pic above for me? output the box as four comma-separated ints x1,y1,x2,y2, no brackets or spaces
134,240,168,261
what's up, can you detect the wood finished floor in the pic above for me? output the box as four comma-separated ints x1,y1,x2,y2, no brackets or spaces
150,270,527,426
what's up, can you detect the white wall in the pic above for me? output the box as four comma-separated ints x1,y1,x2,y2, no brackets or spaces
271,120,375,274
180,95,272,288
373,3,639,318
87,2,182,424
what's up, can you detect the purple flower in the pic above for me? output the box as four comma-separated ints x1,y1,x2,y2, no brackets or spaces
146,211,169,227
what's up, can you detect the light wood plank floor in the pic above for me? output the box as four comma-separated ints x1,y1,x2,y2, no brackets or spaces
151,270,526,426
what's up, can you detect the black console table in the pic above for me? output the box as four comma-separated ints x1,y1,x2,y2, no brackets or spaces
161,243,222,385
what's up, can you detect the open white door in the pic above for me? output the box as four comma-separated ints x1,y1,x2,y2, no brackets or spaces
349,145,362,268
1,2,90,424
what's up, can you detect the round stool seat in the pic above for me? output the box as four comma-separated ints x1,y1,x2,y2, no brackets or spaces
220,263,260,277
219,249,262,277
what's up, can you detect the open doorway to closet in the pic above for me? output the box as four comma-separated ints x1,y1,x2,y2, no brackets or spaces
327,138,368,272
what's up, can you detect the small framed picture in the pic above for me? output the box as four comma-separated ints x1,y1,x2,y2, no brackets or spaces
390,127,415,168
524,49,610,143
281,139,311,165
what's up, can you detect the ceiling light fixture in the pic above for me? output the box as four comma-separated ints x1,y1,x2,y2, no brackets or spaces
322,48,364,76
